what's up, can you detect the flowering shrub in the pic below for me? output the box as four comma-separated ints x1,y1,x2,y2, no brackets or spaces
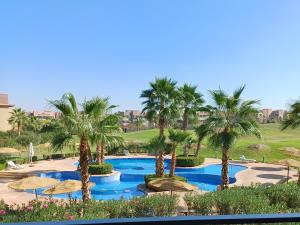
0,194,177,223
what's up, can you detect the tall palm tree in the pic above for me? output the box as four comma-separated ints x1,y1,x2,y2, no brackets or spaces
50,93,103,202
141,77,178,137
194,124,209,156
205,86,261,190
168,129,190,177
87,97,124,164
178,84,204,131
282,100,300,130
149,135,166,177
8,108,28,136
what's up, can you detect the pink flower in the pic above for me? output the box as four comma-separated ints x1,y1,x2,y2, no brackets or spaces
42,204,48,209
66,214,75,220
27,206,33,211
0,210,6,215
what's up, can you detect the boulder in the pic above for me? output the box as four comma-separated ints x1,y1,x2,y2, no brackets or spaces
148,178,197,192
248,144,269,150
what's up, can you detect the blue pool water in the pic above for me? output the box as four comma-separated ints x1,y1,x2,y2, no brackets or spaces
37,158,247,200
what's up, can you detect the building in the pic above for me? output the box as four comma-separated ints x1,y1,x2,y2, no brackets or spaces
124,110,143,118
269,109,286,122
197,111,210,124
0,94,14,131
30,110,60,119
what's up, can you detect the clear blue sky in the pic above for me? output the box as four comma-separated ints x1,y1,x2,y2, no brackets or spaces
1,0,300,111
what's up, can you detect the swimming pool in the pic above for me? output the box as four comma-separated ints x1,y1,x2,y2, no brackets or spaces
37,158,247,200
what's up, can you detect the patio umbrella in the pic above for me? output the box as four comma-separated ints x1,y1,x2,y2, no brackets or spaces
43,180,95,202
28,142,34,164
8,176,59,200
278,159,300,183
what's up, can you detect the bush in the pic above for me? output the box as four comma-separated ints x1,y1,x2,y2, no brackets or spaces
88,163,113,175
144,174,187,186
0,160,7,171
16,132,41,147
51,153,65,159
176,155,204,167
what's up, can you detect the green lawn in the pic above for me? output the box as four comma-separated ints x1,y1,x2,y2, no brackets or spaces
11,123,300,164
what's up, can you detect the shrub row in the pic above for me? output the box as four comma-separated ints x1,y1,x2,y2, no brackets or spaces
0,194,177,223
176,155,204,167
144,174,187,187
184,183,300,215
88,163,113,175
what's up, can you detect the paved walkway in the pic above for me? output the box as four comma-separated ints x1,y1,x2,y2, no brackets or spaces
0,156,298,205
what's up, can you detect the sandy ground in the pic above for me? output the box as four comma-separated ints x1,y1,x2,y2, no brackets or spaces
0,156,298,205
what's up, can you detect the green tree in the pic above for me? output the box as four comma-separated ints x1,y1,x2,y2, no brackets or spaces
205,86,261,190
135,116,145,131
168,129,190,177
194,124,209,156
282,100,300,130
149,135,167,177
88,97,124,164
8,108,28,136
178,84,204,130
141,77,178,137
50,93,104,202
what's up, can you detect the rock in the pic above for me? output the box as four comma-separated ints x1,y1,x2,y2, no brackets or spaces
148,178,197,192
281,147,300,157
248,144,269,150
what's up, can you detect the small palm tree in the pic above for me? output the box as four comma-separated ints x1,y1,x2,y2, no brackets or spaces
168,129,190,177
141,77,178,137
135,116,144,131
50,93,104,202
282,100,300,130
178,84,204,130
205,86,261,190
183,136,196,157
87,97,124,164
149,135,166,177
194,124,209,156
8,108,28,136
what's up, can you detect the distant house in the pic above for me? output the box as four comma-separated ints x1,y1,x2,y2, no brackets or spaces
30,110,60,119
269,109,287,122
197,111,210,124
0,94,14,132
257,108,287,123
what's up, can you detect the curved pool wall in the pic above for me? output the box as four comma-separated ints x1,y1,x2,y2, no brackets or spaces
37,158,247,200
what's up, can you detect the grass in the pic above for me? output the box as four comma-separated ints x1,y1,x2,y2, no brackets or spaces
6,123,300,164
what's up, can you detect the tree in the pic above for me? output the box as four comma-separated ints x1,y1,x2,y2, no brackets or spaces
25,116,43,132
149,135,166,177
50,93,104,202
168,129,190,177
194,124,209,156
282,100,300,130
88,97,124,164
183,135,196,157
141,77,178,137
135,116,144,131
8,108,28,136
178,84,204,130
205,86,261,190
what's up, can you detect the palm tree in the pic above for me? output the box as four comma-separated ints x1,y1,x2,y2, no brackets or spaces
87,97,124,164
141,77,178,137
178,84,204,131
135,116,144,131
50,93,104,202
282,100,300,130
183,135,196,157
194,124,209,156
8,108,28,136
205,86,261,190
149,135,166,177
168,129,190,177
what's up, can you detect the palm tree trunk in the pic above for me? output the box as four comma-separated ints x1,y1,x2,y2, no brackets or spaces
221,147,230,190
156,150,164,177
182,110,188,131
169,148,176,177
96,145,101,163
159,99,165,137
87,143,92,162
17,123,21,136
79,136,90,202
195,138,201,156
100,142,105,164
298,170,300,186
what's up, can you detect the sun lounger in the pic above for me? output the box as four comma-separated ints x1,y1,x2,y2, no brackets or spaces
7,161,25,170
240,155,256,163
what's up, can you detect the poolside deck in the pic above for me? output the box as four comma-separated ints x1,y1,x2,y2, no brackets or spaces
0,156,298,205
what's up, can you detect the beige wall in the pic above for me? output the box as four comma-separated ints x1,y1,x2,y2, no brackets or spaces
0,107,13,132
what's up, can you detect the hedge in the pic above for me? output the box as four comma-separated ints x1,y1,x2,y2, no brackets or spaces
88,163,113,175
144,174,187,187
176,155,204,167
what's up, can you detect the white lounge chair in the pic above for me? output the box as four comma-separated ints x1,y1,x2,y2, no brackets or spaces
124,150,130,156
7,161,25,170
240,155,256,163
